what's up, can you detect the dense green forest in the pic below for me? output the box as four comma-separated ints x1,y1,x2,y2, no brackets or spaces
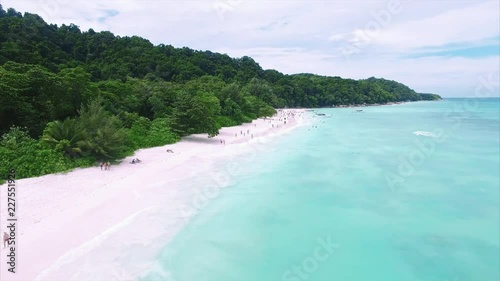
0,5,441,182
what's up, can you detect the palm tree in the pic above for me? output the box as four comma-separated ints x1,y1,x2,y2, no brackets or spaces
41,118,87,157
77,99,128,160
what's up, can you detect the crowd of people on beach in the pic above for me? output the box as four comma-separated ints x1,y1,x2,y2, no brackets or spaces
224,109,302,144
267,109,301,129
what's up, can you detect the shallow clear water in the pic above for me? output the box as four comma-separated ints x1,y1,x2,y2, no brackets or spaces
142,99,500,281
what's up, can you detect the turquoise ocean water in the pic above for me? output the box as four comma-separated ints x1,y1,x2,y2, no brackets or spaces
143,99,499,281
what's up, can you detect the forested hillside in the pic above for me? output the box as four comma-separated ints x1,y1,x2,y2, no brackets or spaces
0,5,441,182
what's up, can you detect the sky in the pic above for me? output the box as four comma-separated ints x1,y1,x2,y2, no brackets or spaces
2,0,499,97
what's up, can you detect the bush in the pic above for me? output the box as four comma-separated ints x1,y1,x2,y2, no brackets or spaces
216,116,240,127
0,127,94,181
128,117,152,149
128,117,179,149
243,113,257,121
145,118,180,147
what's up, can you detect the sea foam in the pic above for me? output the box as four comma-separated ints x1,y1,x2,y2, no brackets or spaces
413,131,437,137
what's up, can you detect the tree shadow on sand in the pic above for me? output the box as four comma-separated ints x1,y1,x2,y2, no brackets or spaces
181,135,220,144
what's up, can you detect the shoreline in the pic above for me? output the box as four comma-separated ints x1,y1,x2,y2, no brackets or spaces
300,99,443,110
332,101,408,108
0,109,308,281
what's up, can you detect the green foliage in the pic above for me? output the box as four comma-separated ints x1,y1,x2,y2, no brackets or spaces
118,111,141,128
171,91,221,137
420,93,442,100
77,99,128,160
242,95,276,117
221,98,245,122
216,116,240,127
145,118,179,147
194,92,222,137
128,117,179,149
129,117,151,149
0,126,93,181
244,78,279,106
41,118,86,157
0,62,94,137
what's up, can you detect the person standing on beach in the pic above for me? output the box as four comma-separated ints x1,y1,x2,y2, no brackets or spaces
100,161,104,171
3,232,9,248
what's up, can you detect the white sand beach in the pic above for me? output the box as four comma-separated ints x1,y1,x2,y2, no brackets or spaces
0,109,306,281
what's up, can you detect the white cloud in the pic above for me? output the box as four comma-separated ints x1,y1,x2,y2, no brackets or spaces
2,0,499,97
371,1,500,51
328,33,351,42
